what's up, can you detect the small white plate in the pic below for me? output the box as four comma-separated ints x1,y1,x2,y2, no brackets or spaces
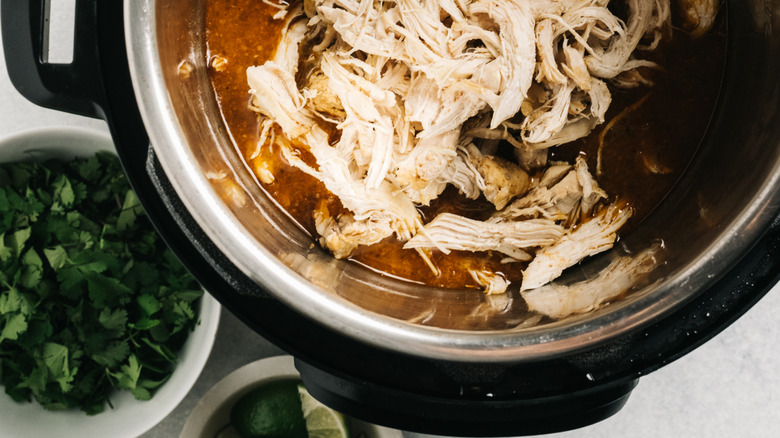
0,126,222,438
180,355,403,438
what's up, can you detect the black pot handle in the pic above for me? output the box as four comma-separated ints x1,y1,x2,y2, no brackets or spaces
1,0,105,119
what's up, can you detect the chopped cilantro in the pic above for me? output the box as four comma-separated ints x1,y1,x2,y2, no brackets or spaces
0,152,203,415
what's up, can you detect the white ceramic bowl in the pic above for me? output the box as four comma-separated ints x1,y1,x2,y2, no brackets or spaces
0,126,221,438
180,355,403,438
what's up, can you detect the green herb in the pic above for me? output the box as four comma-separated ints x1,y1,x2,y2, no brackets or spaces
0,152,203,415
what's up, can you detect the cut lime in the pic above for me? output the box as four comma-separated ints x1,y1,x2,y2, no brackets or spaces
214,424,243,438
297,383,350,438
229,379,308,438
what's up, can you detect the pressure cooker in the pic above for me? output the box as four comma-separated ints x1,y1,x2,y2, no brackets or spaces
2,0,779,435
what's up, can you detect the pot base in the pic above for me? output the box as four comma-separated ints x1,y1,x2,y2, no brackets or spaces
295,359,637,437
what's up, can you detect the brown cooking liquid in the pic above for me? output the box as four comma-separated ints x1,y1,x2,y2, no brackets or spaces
205,1,726,289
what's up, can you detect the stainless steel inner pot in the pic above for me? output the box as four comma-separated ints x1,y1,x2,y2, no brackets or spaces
124,0,780,362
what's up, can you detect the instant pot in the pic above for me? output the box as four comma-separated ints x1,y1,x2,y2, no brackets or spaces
3,0,779,435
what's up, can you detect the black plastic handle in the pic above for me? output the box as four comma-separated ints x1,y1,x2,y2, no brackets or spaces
1,0,105,119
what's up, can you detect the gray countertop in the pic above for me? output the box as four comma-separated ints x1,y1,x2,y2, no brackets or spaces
2,11,779,438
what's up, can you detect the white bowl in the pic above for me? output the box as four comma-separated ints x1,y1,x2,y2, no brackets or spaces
0,126,222,438
180,355,403,438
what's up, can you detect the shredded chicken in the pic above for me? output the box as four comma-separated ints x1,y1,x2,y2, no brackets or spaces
520,244,662,318
405,213,563,260
491,156,606,225
246,0,707,299
521,203,633,290
470,270,511,295
467,144,531,210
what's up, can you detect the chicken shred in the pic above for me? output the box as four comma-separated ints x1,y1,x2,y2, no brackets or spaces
520,203,633,291
247,0,693,297
521,244,661,318
470,270,511,295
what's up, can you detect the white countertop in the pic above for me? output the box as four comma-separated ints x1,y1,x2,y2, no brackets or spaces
1,12,779,438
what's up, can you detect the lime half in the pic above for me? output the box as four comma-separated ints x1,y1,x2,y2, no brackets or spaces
229,379,308,438
297,383,350,438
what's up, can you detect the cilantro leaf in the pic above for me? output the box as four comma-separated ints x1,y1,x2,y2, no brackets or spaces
0,233,12,262
116,190,144,233
56,266,85,300
109,354,142,391
41,342,73,392
98,308,128,333
90,341,130,368
51,174,75,208
1,313,28,343
43,246,68,271
86,273,132,308
0,287,24,313
76,156,101,182
20,318,53,347
0,153,203,414
129,317,160,330
18,365,47,394
173,289,204,303
0,187,10,213
5,227,31,258
19,248,43,289
137,294,161,316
